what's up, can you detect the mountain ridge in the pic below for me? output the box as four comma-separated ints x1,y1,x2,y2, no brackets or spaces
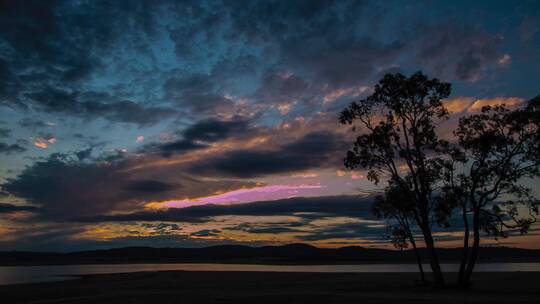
1,244,539,266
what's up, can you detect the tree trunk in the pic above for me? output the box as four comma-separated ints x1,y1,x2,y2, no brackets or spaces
420,222,444,287
409,233,426,282
457,205,470,287
462,209,481,285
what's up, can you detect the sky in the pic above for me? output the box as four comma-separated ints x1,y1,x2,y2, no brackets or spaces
0,0,540,251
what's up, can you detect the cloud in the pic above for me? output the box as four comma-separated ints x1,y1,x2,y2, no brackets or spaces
194,131,346,178
254,70,310,106
468,97,525,111
1,0,538,251
225,224,303,234
163,74,237,115
33,134,56,149
144,117,250,156
282,38,405,88
520,13,540,42
0,1,108,105
414,23,505,81
0,203,37,213
0,142,26,154
18,118,56,130
122,180,176,194
153,184,324,209
443,97,526,114
0,1,173,125
0,151,257,220
297,221,385,242
443,97,474,113
1,154,137,218
498,54,511,66
190,229,221,237
25,88,177,125
0,126,11,137
76,195,374,223
75,147,93,161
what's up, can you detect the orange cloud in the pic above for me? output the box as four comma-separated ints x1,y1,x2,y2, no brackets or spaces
33,136,56,149
323,86,370,104
469,97,524,112
443,97,474,113
498,54,511,65
444,96,525,114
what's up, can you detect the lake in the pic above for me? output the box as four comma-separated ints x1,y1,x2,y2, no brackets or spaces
1,263,539,286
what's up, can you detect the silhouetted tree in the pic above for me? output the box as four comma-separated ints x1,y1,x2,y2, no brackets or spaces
341,71,540,288
340,72,451,286
372,183,426,282
443,97,540,287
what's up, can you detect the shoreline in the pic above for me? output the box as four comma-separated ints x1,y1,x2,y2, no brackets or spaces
2,258,540,267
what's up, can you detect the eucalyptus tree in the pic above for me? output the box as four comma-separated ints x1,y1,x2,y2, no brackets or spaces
340,72,452,286
443,97,540,287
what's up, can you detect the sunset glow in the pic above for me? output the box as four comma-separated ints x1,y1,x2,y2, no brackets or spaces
0,0,539,252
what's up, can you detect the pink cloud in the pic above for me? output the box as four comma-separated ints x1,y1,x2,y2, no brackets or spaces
150,184,325,209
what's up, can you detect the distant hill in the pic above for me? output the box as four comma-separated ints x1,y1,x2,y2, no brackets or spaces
1,244,539,266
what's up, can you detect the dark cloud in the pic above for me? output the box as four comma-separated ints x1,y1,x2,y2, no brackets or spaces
76,195,374,223
157,140,206,155
191,229,221,237
0,142,26,154
254,70,310,104
225,223,303,234
0,0,511,124
194,131,346,178
0,126,11,137
25,88,177,125
123,180,176,194
0,1,103,105
75,147,93,161
282,38,405,88
297,222,385,242
145,117,250,156
0,226,240,252
1,154,136,218
414,23,504,81
0,151,257,220
0,203,37,213
0,1,168,125
182,118,248,142
18,118,53,130
163,74,236,115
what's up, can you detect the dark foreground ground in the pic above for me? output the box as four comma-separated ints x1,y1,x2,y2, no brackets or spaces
1,271,539,304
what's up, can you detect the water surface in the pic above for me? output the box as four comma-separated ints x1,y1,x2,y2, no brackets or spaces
1,262,539,286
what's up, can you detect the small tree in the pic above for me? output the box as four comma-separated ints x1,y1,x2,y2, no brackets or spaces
340,71,451,286
445,98,540,287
